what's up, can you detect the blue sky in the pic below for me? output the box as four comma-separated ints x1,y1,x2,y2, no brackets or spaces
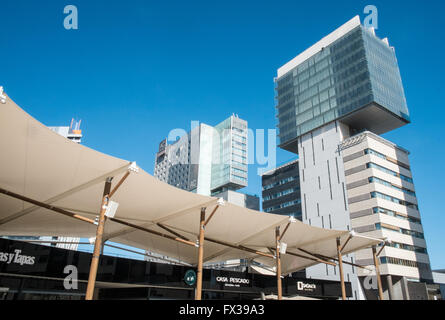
1,0,444,269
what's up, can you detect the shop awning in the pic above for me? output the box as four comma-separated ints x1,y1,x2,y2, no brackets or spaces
0,93,383,275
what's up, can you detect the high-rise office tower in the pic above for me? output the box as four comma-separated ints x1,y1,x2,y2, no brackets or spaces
274,16,432,299
154,115,259,209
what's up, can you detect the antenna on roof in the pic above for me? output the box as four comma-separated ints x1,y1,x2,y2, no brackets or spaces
0,86,6,104
69,118,82,135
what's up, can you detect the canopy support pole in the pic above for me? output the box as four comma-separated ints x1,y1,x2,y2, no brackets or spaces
109,171,130,198
195,207,206,300
103,199,218,241
275,226,282,300
285,250,337,267
372,246,384,300
297,247,337,265
300,250,372,271
337,237,346,300
376,242,387,257
0,187,96,225
85,178,112,300
279,222,291,241
204,205,219,227
156,223,190,241
109,218,197,247
207,238,274,259
340,234,353,252
0,163,132,226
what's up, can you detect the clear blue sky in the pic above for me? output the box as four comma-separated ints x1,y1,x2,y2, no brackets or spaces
1,0,444,269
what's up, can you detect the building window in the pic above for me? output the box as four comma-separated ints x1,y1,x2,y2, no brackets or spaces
366,163,413,183
370,191,418,210
372,207,421,224
368,176,416,196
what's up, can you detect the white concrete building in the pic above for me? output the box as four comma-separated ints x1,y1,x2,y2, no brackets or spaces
340,131,432,299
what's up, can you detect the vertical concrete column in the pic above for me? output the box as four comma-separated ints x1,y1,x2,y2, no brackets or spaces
386,275,394,300
401,277,411,300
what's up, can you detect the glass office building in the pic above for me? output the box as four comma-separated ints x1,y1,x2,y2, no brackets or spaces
211,115,248,194
154,115,248,196
276,16,410,152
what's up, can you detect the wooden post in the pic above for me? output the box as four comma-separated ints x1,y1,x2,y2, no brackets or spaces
275,226,282,300
195,207,206,300
337,237,346,300
0,187,96,225
85,178,112,300
372,246,384,300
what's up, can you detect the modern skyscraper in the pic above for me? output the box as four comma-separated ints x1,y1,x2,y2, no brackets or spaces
273,16,432,299
154,115,258,209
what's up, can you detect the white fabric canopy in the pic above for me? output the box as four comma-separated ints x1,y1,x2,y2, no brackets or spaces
0,93,383,274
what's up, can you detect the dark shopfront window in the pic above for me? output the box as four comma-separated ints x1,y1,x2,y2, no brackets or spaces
0,276,86,300
1,239,351,300
99,287,260,300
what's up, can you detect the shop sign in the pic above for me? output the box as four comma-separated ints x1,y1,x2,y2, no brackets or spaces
184,270,197,286
0,249,35,266
296,281,317,292
215,276,250,288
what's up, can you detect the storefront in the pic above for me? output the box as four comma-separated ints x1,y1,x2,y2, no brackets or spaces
0,239,351,300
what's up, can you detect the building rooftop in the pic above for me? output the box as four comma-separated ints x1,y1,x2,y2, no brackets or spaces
277,16,362,79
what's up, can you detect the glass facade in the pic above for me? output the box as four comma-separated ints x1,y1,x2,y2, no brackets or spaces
276,25,409,148
262,161,302,219
154,115,248,195
211,116,248,192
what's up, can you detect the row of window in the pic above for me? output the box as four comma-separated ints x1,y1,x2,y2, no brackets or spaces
372,207,421,224
382,241,427,254
364,148,410,170
233,141,246,148
375,222,424,239
264,199,301,212
369,176,416,197
231,174,247,183
232,128,246,134
366,162,413,184
263,187,300,201
231,167,246,176
371,191,418,210
232,154,246,163
379,256,429,269
232,145,246,154
262,175,299,191
232,134,246,142
231,160,246,167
